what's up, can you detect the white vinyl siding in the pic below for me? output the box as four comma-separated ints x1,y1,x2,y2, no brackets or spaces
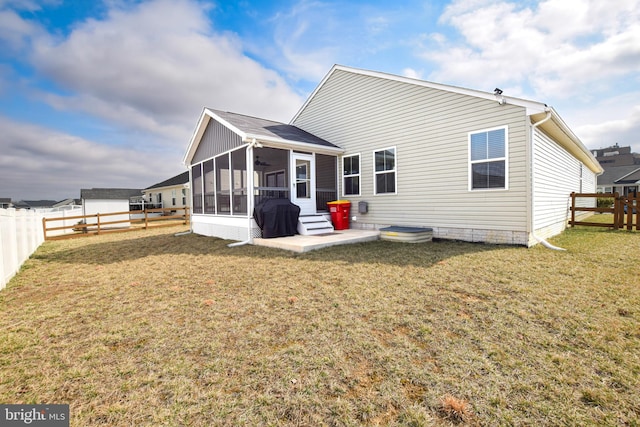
533,128,597,238
292,69,530,233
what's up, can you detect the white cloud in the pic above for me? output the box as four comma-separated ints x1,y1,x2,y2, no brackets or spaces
419,0,640,150
1,0,311,200
264,1,432,84
268,1,342,82
28,0,303,144
0,8,44,51
402,68,423,80
424,0,640,99
0,116,183,200
568,92,640,152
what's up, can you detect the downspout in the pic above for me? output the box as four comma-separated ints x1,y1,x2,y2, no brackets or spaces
530,109,566,251
228,138,261,248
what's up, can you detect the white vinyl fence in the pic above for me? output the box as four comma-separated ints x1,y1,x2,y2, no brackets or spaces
0,208,44,290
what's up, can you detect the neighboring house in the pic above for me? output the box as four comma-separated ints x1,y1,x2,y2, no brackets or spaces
184,65,602,246
13,200,58,211
0,198,12,209
593,145,640,195
592,144,640,168
613,169,640,196
143,171,190,211
80,188,142,228
52,198,81,210
597,166,640,195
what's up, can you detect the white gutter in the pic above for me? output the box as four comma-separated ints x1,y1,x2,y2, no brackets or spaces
241,134,344,156
530,109,566,251
227,138,260,248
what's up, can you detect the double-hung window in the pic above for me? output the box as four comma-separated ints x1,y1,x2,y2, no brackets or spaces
469,126,508,190
374,147,396,194
343,154,360,196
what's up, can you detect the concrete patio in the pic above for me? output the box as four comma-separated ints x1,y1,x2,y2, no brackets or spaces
252,229,380,253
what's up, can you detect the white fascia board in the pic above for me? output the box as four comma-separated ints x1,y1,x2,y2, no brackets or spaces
183,108,248,165
548,108,603,174
531,108,603,174
290,65,339,124
142,183,188,194
244,133,344,155
291,64,549,123
205,108,248,139
183,109,210,166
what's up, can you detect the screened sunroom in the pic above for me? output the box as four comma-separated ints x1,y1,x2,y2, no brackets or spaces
184,109,343,242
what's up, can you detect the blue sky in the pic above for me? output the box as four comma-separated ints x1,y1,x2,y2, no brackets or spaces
1,0,639,200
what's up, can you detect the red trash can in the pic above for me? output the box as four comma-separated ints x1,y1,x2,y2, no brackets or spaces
327,200,351,230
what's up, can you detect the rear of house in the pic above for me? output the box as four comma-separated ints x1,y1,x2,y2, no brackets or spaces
184,65,601,246
291,66,601,246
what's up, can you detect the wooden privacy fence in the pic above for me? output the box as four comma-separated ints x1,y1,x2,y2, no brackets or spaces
43,207,190,241
569,192,639,231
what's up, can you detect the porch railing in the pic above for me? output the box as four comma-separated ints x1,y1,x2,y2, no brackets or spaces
316,188,337,211
253,187,337,212
254,187,290,207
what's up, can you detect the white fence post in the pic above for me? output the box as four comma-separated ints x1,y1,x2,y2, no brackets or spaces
0,208,44,290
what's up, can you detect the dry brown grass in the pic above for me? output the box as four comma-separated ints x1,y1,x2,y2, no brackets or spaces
1,221,639,426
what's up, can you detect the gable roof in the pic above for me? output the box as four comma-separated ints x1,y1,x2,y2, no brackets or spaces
145,171,189,190
291,64,602,174
80,188,141,200
597,166,640,186
16,200,58,208
614,167,640,184
53,198,81,207
183,108,342,165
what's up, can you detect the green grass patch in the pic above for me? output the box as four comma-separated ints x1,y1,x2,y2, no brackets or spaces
1,224,639,426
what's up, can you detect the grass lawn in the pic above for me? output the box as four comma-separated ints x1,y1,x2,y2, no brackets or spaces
1,220,639,426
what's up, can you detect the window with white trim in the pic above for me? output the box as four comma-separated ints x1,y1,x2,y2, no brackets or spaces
469,126,508,190
374,147,396,194
343,154,360,196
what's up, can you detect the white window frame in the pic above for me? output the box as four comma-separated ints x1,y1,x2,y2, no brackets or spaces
373,146,397,195
342,153,361,197
468,125,508,191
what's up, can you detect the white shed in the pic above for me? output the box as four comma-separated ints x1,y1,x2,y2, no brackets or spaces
80,188,141,229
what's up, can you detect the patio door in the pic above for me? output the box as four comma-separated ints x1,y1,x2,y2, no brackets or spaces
291,153,316,215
